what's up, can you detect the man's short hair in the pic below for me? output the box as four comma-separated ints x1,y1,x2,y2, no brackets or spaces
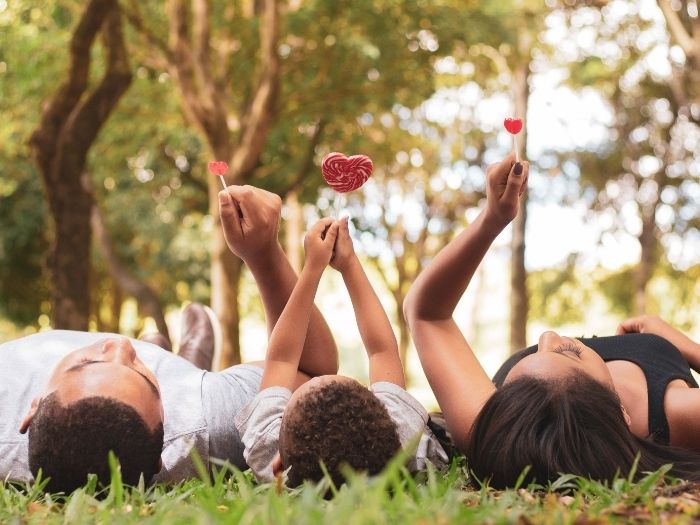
28,393,164,493
280,380,401,489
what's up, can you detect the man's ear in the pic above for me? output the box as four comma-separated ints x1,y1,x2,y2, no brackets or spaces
272,453,284,476
621,404,632,428
19,398,40,434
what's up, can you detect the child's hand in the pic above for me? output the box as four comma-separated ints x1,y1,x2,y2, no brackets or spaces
484,153,529,229
304,218,340,271
330,217,357,274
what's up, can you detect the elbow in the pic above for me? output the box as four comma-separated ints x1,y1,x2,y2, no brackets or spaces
402,290,417,328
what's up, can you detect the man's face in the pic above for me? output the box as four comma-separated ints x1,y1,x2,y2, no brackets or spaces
20,338,164,433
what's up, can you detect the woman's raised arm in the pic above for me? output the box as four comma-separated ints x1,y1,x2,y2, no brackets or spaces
403,154,528,450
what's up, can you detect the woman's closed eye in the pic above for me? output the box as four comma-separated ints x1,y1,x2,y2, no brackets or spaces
553,344,582,358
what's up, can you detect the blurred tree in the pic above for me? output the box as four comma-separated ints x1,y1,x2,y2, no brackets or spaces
557,0,700,314
124,0,477,365
656,0,700,110
29,0,132,330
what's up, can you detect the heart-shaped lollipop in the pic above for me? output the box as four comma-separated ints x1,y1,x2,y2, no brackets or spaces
208,161,228,176
208,161,229,189
321,152,373,193
504,118,523,135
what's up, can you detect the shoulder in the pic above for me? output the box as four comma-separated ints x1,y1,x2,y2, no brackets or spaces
665,385,700,452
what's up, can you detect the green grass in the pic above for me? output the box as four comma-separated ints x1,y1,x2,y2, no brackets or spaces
2,458,700,524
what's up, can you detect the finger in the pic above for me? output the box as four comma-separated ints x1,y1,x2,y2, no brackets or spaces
340,216,350,237
218,190,243,236
502,161,525,203
616,318,640,334
324,222,340,244
312,217,335,238
226,186,261,224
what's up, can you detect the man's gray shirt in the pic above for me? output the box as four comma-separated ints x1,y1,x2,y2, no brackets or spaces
0,331,262,483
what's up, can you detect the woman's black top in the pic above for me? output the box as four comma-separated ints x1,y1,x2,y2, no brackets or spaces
492,333,698,444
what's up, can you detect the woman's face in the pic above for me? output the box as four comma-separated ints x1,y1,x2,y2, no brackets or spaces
504,331,615,388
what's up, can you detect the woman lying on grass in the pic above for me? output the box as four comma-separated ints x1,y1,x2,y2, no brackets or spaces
404,153,700,488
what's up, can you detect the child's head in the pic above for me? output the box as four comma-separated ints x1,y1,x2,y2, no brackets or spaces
278,375,401,488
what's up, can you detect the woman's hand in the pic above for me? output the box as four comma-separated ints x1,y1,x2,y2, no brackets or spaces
483,153,529,230
617,315,700,371
304,218,340,272
330,217,357,274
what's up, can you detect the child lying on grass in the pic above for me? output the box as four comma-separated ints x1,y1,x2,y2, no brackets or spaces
234,217,447,488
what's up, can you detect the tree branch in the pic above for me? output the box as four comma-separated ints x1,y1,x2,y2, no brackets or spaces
229,0,280,181
30,0,114,180
658,0,697,58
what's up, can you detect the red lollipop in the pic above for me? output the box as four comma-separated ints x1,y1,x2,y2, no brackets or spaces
503,117,524,161
504,118,523,135
322,152,373,193
208,161,229,189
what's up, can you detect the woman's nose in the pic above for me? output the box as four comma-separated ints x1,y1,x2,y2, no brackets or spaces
538,330,563,351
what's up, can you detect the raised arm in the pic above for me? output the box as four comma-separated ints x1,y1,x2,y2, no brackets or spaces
259,219,339,391
330,217,404,387
403,154,528,450
219,186,338,376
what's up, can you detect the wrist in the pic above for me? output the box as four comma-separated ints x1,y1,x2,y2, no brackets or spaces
243,242,285,270
338,254,361,276
480,210,509,236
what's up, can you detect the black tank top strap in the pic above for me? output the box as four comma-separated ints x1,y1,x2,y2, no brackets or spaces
492,333,697,445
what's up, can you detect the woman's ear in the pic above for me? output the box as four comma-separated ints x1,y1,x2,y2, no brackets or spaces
19,398,40,434
621,404,632,428
272,453,284,476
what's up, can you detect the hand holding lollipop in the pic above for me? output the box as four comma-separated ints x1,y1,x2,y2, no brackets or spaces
504,118,523,162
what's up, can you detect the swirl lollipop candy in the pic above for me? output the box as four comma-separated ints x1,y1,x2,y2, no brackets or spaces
321,153,373,193
321,152,373,217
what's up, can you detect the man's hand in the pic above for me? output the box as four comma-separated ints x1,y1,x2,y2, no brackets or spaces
218,185,282,264
304,218,340,272
483,153,529,230
330,217,357,274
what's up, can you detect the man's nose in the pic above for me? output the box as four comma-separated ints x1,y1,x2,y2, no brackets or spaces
102,338,137,363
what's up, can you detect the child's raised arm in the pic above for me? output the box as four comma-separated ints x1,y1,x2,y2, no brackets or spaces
403,154,528,451
331,218,405,387
260,218,340,391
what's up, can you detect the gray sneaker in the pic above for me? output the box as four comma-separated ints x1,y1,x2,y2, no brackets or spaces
177,303,222,371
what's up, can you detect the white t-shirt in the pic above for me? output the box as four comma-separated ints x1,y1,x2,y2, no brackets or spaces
233,382,448,482
0,331,262,484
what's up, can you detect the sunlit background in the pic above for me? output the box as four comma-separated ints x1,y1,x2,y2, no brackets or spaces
1,0,700,409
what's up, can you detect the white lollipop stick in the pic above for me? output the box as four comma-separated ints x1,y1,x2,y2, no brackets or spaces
218,175,227,190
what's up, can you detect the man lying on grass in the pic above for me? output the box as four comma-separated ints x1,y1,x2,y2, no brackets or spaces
233,216,447,489
1,186,338,493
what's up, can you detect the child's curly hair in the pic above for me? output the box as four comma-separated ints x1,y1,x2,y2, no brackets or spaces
279,379,401,488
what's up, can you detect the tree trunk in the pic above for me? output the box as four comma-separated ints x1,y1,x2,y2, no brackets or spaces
634,212,657,314
29,0,131,330
91,203,170,343
284,191,303,274
397,314,411,373
210,173,244,367
509,55,531,353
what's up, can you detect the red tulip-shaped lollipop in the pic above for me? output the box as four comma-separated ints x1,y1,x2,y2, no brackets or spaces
321,152,373,216
504,118,523,162
208,161,229,189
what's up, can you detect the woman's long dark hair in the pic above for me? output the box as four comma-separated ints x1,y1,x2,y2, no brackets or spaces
467,374,700,488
